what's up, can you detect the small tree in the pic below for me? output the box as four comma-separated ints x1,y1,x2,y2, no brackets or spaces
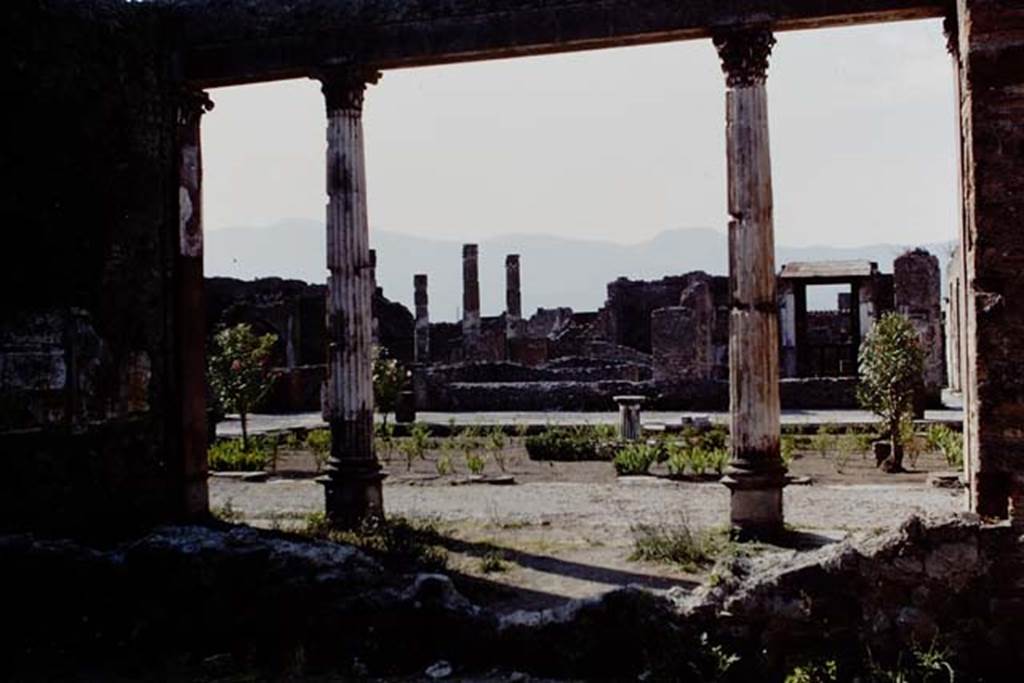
208,323,278,450
372,346,404,427
857,312,925,472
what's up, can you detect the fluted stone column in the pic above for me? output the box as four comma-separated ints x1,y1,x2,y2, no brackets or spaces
505,254,523,353
714,28,786,537
177,90,213,520
462,244,481,359
317,66,385,529
414,274,430,364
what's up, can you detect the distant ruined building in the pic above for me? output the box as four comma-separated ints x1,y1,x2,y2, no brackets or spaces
208,245,946,413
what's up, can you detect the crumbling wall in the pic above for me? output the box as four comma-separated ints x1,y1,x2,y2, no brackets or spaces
894,249,945,403
0,0,182,533
957,0,1024,519
652,277,715,382
4,515,1022,680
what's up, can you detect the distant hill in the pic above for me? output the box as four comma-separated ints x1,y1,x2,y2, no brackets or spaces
205,219,955,320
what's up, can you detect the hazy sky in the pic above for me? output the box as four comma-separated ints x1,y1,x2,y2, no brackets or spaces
202,18,958,248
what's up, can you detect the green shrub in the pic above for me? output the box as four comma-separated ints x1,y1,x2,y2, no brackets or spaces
525,428,602,461
465,450,486,475
209,439,270,472
858,312,926,472
478,551,509,574
781,436,796,466
435,453,454,476
926,425,963,469
303,513,447,572
375,420,396,463
487,426,508,471
707,447,730,475
666,442,691,477
630,521,729,572
207,323,278,451
613,442,659,475
306,428,332,473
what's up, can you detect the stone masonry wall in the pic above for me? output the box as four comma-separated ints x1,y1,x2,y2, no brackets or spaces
894,249,945,402
957,0,1024,519
0,1,183,534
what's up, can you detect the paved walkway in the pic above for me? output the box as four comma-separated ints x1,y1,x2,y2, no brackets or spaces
218,407,963,437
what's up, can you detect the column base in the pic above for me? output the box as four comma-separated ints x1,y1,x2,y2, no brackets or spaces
721,469,788,539
319,460,387,530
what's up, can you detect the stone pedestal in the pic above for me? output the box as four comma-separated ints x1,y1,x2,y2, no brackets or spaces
614,395,645,442
714,27,786,537
316,65,386,529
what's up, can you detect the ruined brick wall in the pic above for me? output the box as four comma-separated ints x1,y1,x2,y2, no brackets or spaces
651,277,715,382
894,249,945,401
0,1,182,533
957,0,1024,518
604,273,729,355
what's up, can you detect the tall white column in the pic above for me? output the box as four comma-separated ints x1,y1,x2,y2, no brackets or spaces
317,65,385,529
714,28,787,537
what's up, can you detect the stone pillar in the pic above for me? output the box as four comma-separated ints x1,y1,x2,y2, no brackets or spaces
614,395,645,442
714,28,786,537
954,1,1024,520
414,274,430,364
778,279,798,378
462,244,481,359
894,249,944,405
505,254,522,341
316,65,385,529
176,90,213,521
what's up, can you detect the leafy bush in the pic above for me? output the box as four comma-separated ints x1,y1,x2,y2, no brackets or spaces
306,428,332,473
487,426,509,472
303,513,447,572
781,436,796,466
525,428,602,461
209,438,270,472
630,520,729,572
375,420,396,464
926,425,964,469
478,551,509,574
465,450,487,475
858,312,925,472
400,422,432,471
372,346,405,427
435,453,454,476
613,442,659,475
208,323,278,450
666,442,691,477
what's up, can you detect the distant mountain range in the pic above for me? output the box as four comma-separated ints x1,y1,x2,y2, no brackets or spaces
205,219,955,319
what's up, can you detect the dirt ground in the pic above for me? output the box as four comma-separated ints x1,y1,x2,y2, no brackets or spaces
211,436,965,612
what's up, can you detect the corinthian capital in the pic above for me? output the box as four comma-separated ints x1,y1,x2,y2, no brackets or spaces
316,64,382,112
713,28,776,88
177,89,214,126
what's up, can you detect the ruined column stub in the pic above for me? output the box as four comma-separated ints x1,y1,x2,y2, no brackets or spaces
613,395,645,442
506,254,522,342
462,244,481,359
176,89,214,521
714,27,786,538
414,273,430,364
506,254,522,319
316,65,385,529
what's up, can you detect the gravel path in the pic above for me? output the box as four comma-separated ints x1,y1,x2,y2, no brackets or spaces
211,477,964,536
211,477,965,610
